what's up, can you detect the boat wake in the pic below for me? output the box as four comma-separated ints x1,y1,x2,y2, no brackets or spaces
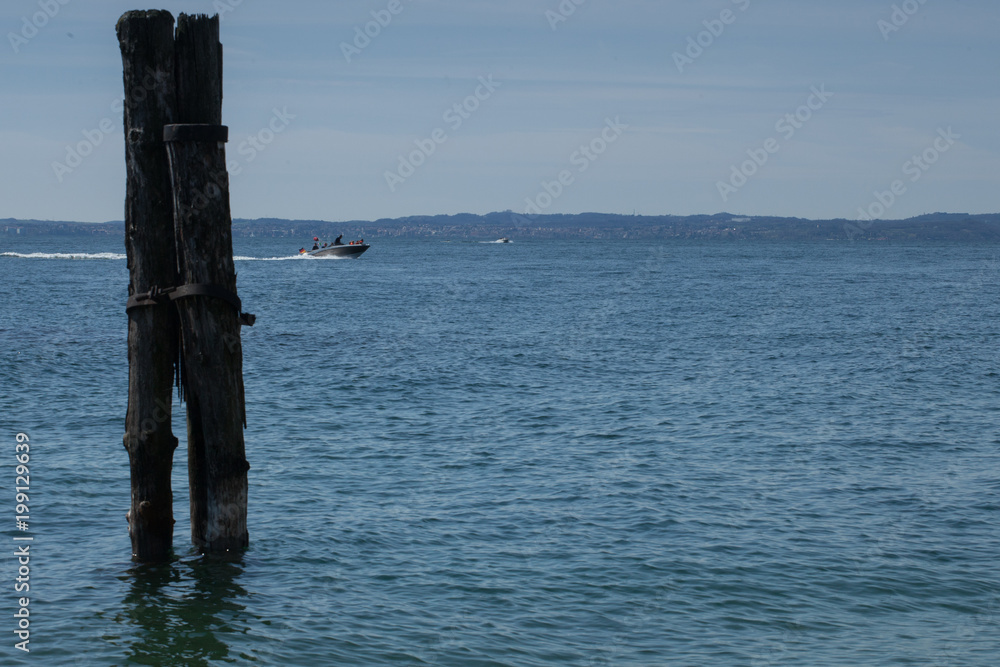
0,251,127,260
2,252,336,262
235,254,356,261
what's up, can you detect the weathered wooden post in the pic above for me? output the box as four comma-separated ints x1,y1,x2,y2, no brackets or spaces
118,9,179,562
166,13,250,552
119,10,250,559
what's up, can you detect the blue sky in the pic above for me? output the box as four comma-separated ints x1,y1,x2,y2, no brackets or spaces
2,0,998,222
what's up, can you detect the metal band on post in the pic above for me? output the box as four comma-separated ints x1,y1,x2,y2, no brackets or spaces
125,282,255,326
163,124,228,143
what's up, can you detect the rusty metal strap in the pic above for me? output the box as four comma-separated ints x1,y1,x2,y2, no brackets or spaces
172,282,242,311
125,284,173,310
126,283,255,326
163,124,229,143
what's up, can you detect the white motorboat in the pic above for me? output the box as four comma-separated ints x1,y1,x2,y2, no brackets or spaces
299,238,370,258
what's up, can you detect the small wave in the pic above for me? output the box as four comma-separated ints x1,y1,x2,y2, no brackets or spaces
0,251,127,260
233,255,308,261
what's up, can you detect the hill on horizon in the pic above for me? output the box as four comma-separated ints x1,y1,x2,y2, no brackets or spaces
4,211,1000,241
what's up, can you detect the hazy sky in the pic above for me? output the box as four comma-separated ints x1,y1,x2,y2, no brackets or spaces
2,0,998,223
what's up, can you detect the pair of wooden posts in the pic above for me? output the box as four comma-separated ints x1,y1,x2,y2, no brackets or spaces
118,10,250,561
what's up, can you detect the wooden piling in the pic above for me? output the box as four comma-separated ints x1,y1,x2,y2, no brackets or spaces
119,10,249,558
117,9,179,562
166,13,249,553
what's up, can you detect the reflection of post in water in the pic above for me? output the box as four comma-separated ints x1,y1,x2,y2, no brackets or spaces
120,558,248,666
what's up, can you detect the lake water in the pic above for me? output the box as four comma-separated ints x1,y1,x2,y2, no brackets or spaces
1,235,999,665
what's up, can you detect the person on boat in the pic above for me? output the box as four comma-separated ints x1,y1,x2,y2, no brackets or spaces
334,234,344,245
311,242,319,250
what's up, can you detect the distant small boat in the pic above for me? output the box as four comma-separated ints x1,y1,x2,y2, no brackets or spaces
494,237,511,243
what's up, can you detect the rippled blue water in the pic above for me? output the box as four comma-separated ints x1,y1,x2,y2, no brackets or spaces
1,235,999,665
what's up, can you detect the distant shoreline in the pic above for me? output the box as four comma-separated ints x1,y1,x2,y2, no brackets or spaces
4,211,1000,241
